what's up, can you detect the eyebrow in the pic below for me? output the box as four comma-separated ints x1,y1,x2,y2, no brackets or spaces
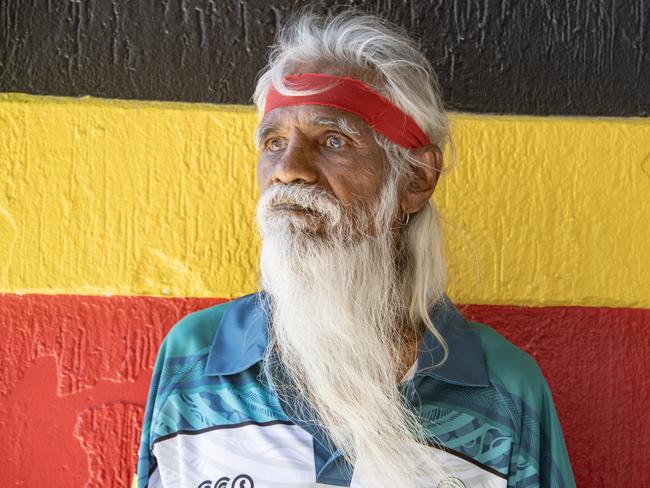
254,115,361,148
254,121,278,149
312,116,361,137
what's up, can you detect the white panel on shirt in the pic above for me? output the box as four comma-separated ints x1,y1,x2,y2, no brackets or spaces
147,467,164,488
153,423,317,488
152,423,506,488
351,448,506,488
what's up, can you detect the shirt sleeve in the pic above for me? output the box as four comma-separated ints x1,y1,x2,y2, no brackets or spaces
507,376,576,488
136,336,169,488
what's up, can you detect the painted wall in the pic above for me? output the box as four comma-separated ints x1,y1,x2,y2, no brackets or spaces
2,0,648,115
1,1,649,487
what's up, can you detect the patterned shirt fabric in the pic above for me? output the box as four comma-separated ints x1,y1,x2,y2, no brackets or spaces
136,292,575,488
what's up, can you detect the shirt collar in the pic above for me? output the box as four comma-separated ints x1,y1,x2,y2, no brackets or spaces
204,291,489,388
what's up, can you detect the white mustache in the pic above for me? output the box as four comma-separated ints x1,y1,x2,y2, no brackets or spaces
258,183,342,224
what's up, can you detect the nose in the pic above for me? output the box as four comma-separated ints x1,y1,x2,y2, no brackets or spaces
270,133,319,185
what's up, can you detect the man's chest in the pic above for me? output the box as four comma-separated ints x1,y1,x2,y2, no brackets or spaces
151,421,508,488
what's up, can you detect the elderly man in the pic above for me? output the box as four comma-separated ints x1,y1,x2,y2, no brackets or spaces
136,10,575,488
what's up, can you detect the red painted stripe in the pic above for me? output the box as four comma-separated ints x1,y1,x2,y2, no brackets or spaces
0,294,224,487
0,294,648,487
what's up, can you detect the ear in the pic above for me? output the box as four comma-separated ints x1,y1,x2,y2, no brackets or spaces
400,144,443,215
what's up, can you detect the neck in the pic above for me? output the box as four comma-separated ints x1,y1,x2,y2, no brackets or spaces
395,321,424,382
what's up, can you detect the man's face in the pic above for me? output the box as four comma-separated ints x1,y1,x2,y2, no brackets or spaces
256,104,389,237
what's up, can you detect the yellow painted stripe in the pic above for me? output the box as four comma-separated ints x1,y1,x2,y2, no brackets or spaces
0,93,648,307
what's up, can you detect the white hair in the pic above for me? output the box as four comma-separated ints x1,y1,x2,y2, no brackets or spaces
254,9,455,487
253,8,451,368
253,9,450,149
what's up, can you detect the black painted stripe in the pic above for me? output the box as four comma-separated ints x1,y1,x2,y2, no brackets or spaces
1,0,648,116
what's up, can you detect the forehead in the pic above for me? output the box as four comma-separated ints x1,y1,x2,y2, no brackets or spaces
258,104,374,136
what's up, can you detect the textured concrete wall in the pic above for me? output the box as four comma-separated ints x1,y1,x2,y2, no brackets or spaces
1,97,648,306
2,297,650,486
1,94,649,487
1,0,648,115
0,294,222,486
1,1,649,486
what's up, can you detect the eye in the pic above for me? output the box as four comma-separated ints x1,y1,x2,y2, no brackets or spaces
267,137,285,152
325,135,344,149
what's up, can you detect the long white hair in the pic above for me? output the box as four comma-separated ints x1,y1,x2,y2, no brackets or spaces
254,9,454,487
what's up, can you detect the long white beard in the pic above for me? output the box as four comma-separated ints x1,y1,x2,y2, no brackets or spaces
256,176,449,487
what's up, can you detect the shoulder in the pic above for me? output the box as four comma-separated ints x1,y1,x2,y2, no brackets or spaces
153,291,265,378
147,299,236,399
159,299,234,359
468,322,577,487
469,322,550,404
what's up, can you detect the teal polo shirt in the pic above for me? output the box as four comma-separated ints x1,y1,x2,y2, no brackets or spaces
136,292,575,488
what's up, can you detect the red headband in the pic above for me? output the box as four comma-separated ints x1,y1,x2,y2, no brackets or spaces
263,73,430,149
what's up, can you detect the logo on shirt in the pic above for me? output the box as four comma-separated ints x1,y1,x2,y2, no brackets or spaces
197,474,254,488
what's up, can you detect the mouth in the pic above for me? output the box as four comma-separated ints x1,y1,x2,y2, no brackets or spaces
270,203,320,216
